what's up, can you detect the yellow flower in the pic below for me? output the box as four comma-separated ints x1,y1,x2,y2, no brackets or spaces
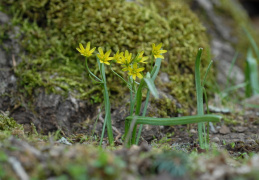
134,51,149,64
97,47,114,65
113,51,124,63
76,42,96,57
128,63,145,80
152,43,167,59
117,50,132,72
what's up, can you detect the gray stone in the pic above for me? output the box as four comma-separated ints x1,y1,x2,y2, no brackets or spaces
219,125,231,135
211,136,220,143
0,11,10,24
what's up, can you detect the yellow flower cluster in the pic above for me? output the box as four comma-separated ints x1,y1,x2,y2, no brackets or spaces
76,42,167,80
114,50,146,80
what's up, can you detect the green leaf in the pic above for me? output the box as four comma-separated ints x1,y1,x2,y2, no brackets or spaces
144,74,158,99
195,48,205,149
151,58,162,81
126,115,221,126
246,48,259,95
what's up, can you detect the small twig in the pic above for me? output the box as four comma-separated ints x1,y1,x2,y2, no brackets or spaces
8,156,29,180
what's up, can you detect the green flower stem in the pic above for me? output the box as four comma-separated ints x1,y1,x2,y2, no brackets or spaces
203,87,210,146
85,57,102,82
131,79,145,145
195,48,205,149
134,58,162,145
202,60,213,87
125,78,136,147
110,66,132,90
126,115,221,125
135,90,150,145
151,55,154,67
100,63,114,146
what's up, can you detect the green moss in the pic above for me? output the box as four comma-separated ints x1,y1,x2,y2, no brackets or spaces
0,112,23,131
1,0,212,114
0,112,24,140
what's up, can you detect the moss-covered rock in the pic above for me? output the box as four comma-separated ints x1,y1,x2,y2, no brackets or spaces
0,0,211,116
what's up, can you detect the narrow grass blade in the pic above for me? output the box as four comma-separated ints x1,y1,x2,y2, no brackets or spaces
243,27,259,60
225,52,238,89
221,82,248,98
246,48,259,95
202,60,213,87
245,61,252,97
151,58,162,81
99,63,114,146
130,79,145,145
126,115,221,126
135,90,150,145
195,48,205,149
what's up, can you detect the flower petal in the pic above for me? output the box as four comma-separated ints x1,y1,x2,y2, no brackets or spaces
157,43,163,49
89,47,96,54
160,50,167,53
79,43,84,50
154,55,164,59
152,43,155,49
86,42,91,51
137,73,143,79
76,48,82,53
122,67,128,71
105,49,112,57
98,47,104,56
137,67,145,72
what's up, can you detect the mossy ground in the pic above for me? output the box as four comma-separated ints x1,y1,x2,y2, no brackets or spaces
0,108,259,180
0,0,213,116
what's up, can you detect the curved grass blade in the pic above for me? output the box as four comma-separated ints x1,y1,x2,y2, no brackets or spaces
243,26,259,60
126,115,221,126
144,73,158,99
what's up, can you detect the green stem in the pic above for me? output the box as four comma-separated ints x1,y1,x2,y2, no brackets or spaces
203,87,210,148
131,79,145,145
100,63,114,146
126,115,221,125
195,48,205,149
85,57,102,82
136,90,150,145
110,66,132,89
124,79,136,147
